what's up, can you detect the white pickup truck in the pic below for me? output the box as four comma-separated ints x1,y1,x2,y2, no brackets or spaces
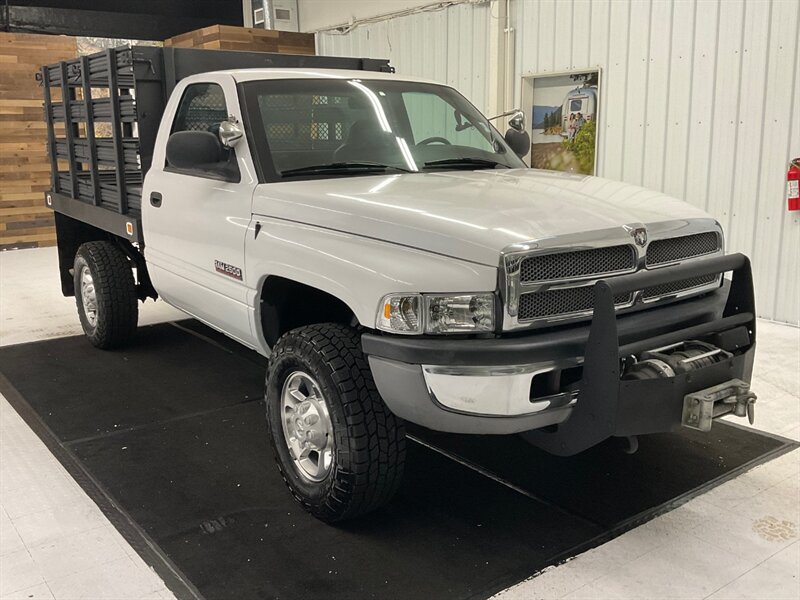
41,47,758,522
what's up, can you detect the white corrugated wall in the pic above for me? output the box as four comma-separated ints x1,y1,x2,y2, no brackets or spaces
515,0,799,324
316,0,800,324
316,1,494,114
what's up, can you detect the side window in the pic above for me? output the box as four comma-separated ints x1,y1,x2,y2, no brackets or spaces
172,83,228,134
168,83,239,182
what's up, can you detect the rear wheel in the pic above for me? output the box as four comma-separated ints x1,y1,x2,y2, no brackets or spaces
73,241,138,349
266,323,406,522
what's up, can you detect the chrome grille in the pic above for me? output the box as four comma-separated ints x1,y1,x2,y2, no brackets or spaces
646,232,720,266
518,287,633,321
519,245,636,283
642,274,719,300
504,225,724,330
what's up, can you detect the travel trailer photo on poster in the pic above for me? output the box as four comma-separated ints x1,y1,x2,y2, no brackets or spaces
525,69,600,175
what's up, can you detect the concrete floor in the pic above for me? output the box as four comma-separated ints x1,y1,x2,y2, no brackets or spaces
1,247,798,600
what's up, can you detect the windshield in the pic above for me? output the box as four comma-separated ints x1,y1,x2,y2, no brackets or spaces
241,78,527,181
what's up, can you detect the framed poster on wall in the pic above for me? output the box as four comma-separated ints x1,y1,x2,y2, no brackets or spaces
521,69,600,175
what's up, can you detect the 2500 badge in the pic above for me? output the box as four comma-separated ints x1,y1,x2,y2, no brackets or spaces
214,260,243,281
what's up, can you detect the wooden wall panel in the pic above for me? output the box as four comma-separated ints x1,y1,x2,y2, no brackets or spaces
165,25,315,55
0,32,76,250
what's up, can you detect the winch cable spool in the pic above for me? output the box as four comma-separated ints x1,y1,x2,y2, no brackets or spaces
621,358,675,380
622,340,731,380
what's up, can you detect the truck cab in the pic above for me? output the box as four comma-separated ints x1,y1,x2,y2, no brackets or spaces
142,68,531,354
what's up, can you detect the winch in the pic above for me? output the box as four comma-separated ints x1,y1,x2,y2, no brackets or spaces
622,340,731,379
622,340,756,432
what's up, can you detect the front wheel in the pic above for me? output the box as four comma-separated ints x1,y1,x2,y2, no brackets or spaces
266,324,406,522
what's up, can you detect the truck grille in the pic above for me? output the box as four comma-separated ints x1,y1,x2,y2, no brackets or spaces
519,288,633,321
646,232,721,266
642,274,719,300
506,227,724,328
519,245,635,283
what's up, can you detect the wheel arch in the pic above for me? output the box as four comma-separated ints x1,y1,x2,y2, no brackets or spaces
257,275,363,349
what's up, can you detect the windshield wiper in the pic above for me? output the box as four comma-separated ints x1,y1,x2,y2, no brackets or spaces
280,161,413,177
422,158,508,170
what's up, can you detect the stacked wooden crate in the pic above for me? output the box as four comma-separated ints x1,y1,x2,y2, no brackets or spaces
164,25,315,55
0,33,77,250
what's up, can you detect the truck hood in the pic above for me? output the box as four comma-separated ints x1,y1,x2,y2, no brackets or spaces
251,169,715,266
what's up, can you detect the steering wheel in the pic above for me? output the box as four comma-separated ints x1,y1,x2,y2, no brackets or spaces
417,136,452,146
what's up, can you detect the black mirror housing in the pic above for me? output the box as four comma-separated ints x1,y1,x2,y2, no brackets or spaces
505,128,531,158
166,131,223,169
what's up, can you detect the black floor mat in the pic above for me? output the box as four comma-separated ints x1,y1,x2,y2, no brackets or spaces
1,321,795,600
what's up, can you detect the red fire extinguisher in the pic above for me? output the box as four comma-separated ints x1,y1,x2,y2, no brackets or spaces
789,158,800,211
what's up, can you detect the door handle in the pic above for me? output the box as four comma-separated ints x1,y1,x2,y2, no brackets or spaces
150,192,162,208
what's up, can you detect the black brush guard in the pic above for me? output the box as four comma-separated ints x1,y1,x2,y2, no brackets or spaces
523,253,756,456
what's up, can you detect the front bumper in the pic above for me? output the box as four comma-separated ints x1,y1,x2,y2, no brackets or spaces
363,254,756,454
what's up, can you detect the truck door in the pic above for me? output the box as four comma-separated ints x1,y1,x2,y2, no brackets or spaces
142,74,258,347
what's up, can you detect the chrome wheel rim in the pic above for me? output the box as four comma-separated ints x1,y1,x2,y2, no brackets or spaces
280,371,334,482
79,265,98,328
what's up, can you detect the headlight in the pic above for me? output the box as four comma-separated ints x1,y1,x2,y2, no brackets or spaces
425,294,494,333
377,293,495,334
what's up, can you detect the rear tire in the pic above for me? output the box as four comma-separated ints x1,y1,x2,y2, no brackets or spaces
266,323,406,522
74,241,138,349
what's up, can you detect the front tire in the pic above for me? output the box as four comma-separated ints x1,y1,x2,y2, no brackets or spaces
74,241,138,349
266,324,406,522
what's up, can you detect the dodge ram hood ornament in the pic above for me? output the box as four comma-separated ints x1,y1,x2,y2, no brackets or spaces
624,223,648,247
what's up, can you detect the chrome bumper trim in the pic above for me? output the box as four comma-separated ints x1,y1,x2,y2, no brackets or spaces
421,361,580,417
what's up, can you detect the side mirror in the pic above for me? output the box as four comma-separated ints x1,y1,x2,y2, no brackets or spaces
505,109,530,157
218,119,244,148
504,128,530,158
166,131,223,169
489,109,530,158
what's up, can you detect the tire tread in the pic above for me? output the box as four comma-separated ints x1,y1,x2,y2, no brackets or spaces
75,241,138,349
267,324,405,521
